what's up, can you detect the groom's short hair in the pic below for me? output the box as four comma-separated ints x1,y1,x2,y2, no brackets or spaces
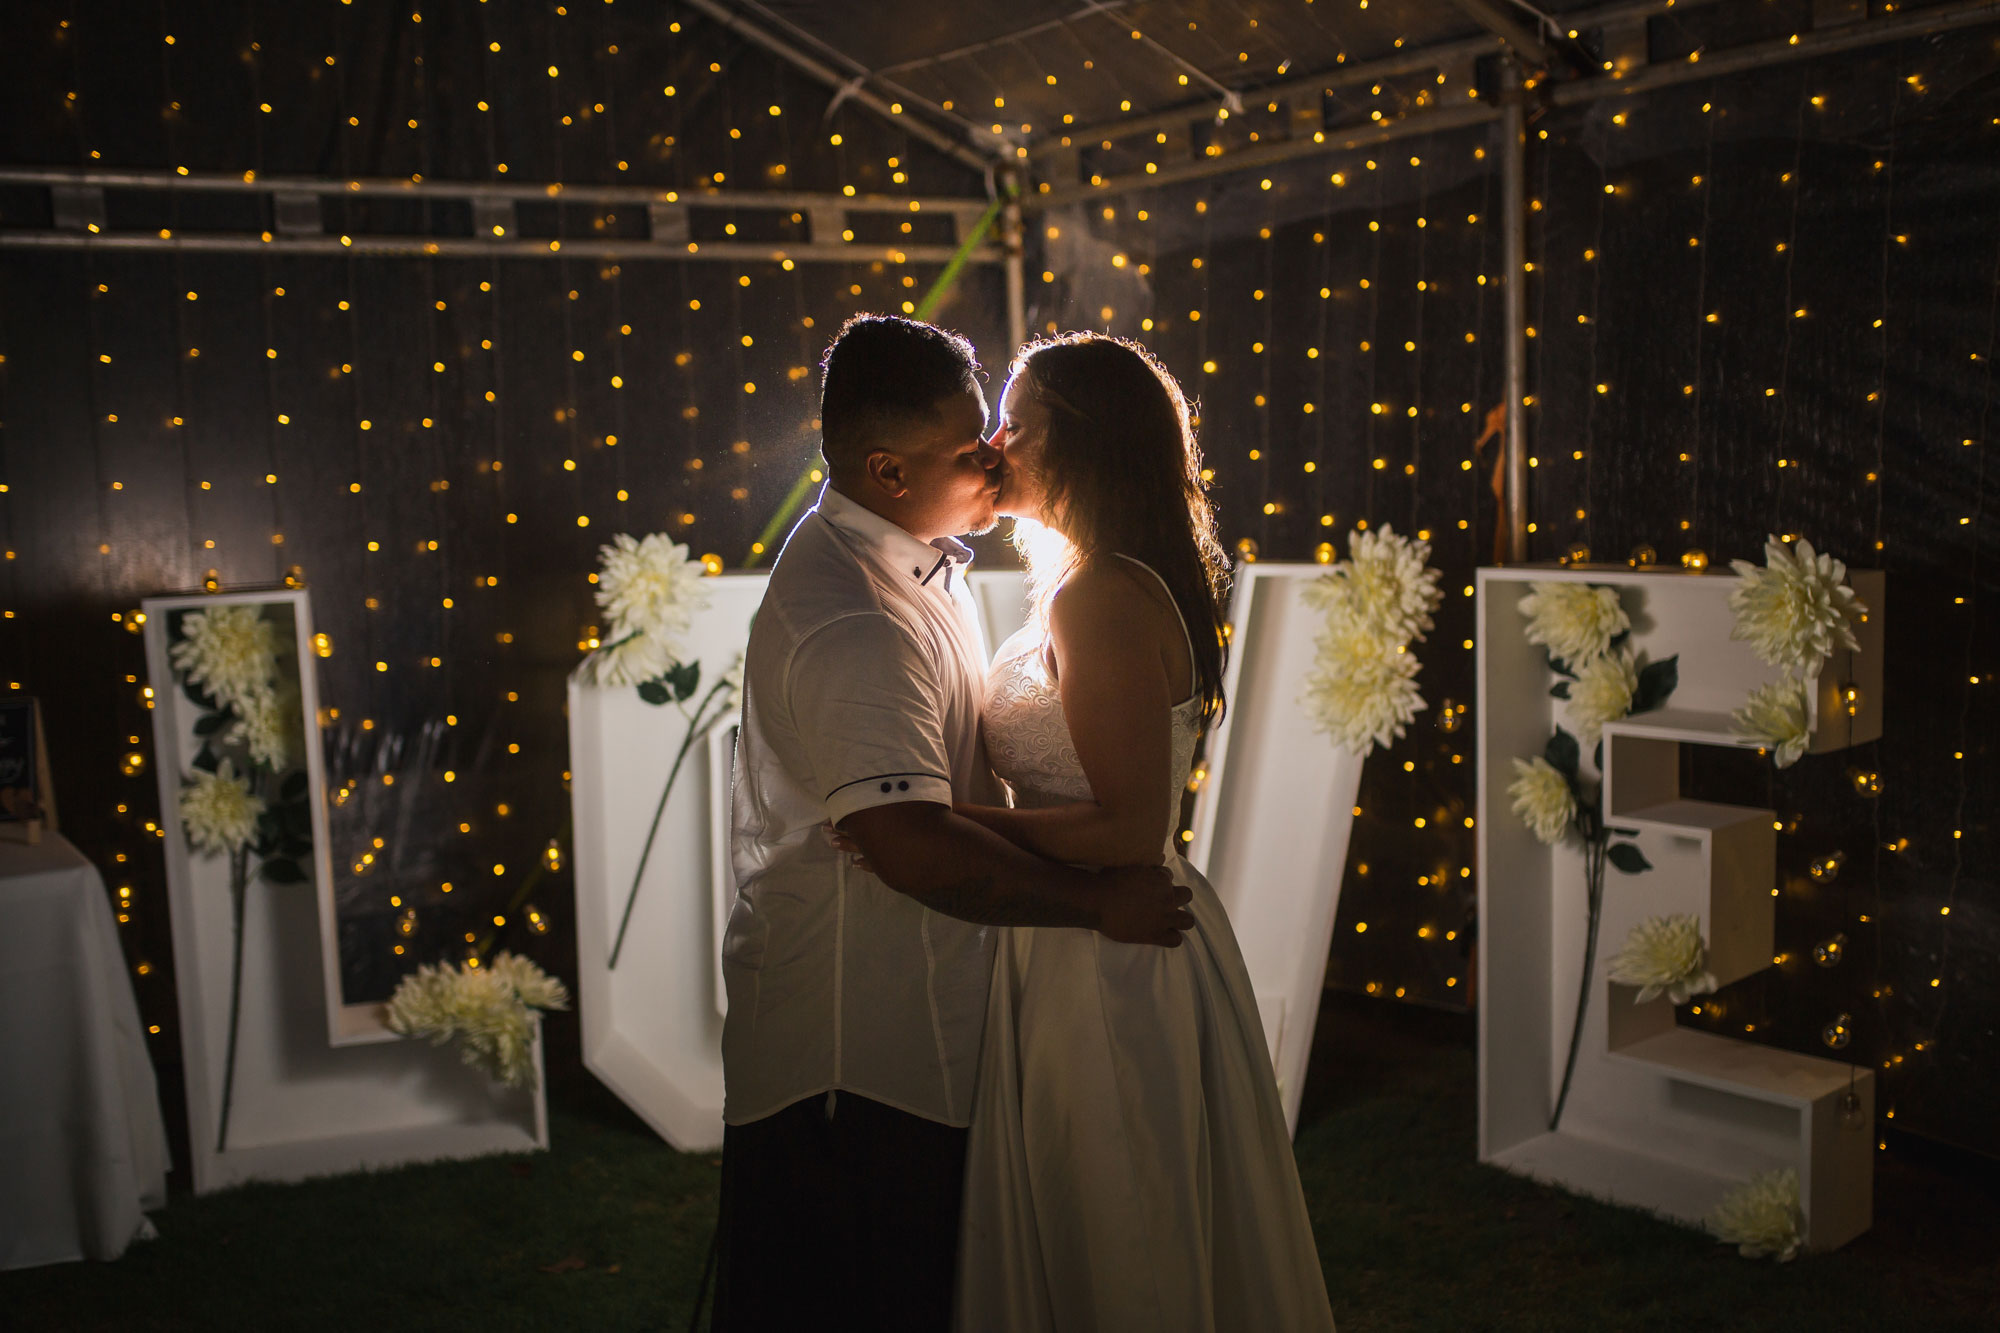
820,315,981,476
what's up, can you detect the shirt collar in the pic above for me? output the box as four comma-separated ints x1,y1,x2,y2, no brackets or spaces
816,485,975,592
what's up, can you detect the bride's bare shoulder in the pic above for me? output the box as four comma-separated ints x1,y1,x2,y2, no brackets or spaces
1048,558,1174,644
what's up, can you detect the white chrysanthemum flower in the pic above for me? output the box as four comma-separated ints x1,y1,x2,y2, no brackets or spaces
595,533,708,651
170,605,280,712
1303,524,1443,649
1567,649,1638,747
1508,757,1575,845
577,628,672,688
1607,913,1718,1005
1729,535,1864,678
1707,1169,1805,1262
384,952,568,1091
1301,626,1425,755
1733,676,1812,768
1518,582,1630,667
180,761,264,857
227,680,300,771
485,950,572,1014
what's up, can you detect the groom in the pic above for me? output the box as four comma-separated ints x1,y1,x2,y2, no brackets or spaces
714,315,1193,1330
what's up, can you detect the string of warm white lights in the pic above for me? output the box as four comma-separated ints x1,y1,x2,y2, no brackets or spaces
1688,82,1718,556
1404,144,1430,538
1862,76,1903,1103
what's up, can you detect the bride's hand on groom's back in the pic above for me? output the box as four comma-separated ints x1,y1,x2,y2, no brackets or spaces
1094,864,1194,948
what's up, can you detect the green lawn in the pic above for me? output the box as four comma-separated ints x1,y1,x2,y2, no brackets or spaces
8,994,1994,1331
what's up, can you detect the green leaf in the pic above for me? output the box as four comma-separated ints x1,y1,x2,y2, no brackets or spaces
281,803,312,836
280,838,314,859
1593,739,1604,772
636,680,671,707
280,770,308,802
665,660,701,702
1607,842,1653,874
1632,654,1680,715
1549,682,1571,700
1545,651,1577,680
193,711,228,737
191,745,221,774
1544,727,1580,780
259,857,308,885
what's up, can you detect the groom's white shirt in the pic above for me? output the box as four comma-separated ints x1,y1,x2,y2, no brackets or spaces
722,485,1002,1127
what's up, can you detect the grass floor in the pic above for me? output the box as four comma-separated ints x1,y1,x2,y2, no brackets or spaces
9,993,1996,1332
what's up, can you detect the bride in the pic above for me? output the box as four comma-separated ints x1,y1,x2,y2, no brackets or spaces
954,333,1335,1330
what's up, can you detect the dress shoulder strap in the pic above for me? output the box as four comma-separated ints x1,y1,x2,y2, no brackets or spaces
1110,553,1197,682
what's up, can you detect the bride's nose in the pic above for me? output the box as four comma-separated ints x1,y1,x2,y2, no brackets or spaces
977,436,1003,468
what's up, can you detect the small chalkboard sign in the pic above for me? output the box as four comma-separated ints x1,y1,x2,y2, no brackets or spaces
0,697,54,844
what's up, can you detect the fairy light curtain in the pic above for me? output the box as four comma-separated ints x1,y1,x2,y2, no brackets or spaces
1035,123,1503,1016
2,1,1995,1161
0,4,1004,1046
1030,26,1998,1159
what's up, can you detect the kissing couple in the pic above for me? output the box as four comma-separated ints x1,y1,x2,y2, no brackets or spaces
713,316,1336,1331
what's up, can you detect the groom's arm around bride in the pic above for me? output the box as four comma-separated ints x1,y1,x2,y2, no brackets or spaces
837,800,1190,946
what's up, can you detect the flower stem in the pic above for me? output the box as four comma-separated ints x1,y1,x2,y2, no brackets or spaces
1549,833,1606,1134
607,678,732,970
216,845,248,1154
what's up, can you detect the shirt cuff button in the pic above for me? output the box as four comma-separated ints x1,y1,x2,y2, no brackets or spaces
897,780,909,791
880,781,893,792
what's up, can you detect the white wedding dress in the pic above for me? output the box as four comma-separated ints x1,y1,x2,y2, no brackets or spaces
955,557,1336,1332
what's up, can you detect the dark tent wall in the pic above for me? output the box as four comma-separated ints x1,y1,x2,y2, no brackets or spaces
3,1,1996,1164
1037,25,2000,1157
0,4,1004,1048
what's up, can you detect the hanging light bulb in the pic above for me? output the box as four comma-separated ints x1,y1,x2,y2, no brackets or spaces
1561,543,1591,566
1627,544,1658,568
524,904,551,936
1436,699,1461,734
1679,549,1708,570
1235,537,1259,563
1809,851,1847,882
1814,933,1848,968
202,569,222,593
543,839,563,873
1822,1013,1852,1049
1314,541,1335,565
1849,768,1881,797
396,907,418,938
283,565,306,588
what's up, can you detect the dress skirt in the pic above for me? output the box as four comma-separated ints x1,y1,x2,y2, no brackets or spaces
953,854,1336,1332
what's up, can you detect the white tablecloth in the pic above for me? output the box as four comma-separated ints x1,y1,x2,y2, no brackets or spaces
1,834,170,1269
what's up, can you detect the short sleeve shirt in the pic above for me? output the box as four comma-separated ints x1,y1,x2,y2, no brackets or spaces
722,486,1002,1127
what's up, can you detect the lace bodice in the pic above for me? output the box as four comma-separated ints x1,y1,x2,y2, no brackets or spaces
982,559,1203,833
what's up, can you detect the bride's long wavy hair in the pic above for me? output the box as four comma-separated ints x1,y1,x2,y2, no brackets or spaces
1009,332,1231,721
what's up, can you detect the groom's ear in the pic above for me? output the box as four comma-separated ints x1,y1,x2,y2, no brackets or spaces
862,448,909,500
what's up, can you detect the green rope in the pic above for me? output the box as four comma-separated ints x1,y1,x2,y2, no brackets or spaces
742,190,1010,568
